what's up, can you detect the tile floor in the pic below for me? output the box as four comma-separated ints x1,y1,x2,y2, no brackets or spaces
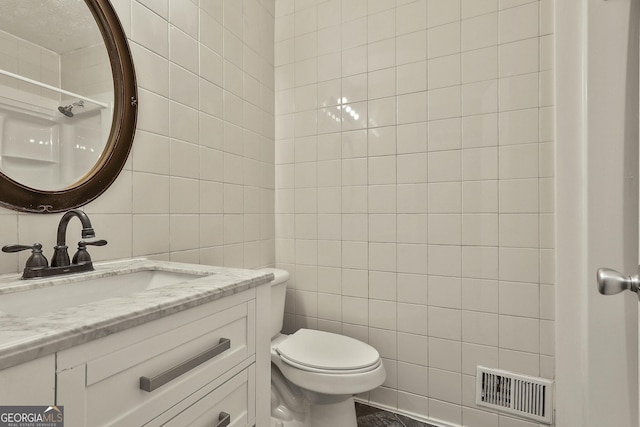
355,403,436,427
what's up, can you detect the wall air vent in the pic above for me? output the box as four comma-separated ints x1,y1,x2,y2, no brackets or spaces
476,366,554,424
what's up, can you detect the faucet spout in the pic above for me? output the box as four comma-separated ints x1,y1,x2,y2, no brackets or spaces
52,209,95,267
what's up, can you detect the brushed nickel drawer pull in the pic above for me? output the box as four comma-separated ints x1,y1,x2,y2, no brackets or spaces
215,412,230,427
139,338,231,392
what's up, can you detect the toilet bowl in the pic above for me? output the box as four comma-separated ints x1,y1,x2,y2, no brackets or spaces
263,268,386,427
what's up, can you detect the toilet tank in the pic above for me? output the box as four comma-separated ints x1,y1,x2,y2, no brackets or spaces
259,268,289,339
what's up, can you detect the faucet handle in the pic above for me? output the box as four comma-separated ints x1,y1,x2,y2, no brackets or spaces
82,239,107,247
2,244,38,253
72,239,107,264
2,243,49,269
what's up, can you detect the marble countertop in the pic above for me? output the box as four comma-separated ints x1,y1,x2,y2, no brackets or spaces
0,258,274,370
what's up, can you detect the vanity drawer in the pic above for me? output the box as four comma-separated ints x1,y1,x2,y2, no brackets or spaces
57,295,256,427
146,365,254,427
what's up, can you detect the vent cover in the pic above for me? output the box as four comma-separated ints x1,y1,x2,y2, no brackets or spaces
476,366,554,424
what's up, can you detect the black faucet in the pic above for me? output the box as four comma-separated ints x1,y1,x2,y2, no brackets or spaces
2,209,107,279
51,209,97,267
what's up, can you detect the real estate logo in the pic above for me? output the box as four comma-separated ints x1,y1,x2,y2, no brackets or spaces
0,406,63,427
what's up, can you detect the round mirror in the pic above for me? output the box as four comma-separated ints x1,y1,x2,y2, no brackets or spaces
0,0,136,213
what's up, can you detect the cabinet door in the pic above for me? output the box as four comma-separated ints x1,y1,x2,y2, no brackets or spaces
0,355,55,404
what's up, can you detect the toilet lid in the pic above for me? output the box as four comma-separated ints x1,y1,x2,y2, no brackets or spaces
276,329,380,371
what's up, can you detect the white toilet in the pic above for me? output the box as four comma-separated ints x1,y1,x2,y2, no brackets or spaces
265,268,386,427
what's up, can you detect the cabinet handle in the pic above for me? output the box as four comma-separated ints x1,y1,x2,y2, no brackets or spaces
215,412,230,427
139,337,231,392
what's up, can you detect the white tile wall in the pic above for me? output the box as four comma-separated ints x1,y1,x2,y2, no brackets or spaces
2,0,556,425
275,0,555,426
0,0,276,272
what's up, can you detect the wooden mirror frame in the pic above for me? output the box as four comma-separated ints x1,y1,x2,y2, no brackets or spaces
0,0,137,213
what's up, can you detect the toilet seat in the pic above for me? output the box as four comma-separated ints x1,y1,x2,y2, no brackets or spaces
275,329,381,373
271,330,386,396
278,354,382,374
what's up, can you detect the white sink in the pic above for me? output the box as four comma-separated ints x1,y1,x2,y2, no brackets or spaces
0,269,209,317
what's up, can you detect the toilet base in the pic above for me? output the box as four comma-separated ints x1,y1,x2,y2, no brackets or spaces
270,397,357,427
271,363,359,427
309,396,357,427
270,416,307,427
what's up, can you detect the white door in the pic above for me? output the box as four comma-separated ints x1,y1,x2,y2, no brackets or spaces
586,0,640,424
556,0,639,426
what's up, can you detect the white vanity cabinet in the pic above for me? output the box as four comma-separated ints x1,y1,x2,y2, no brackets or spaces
56,287,270,427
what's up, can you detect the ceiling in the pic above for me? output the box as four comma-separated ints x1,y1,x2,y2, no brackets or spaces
0,0,104,54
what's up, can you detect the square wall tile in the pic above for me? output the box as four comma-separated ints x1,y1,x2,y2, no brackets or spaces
397,362,429,396
462,80,498,116
342,241,369,269
499,2,539,44
462,13,497,51
429,399,462,426
398,273,429,305
462,214,498,246
429,276,462,309
397,214,428,244
369,214,397,242
368,38,396,71
369,242,397,272
398,184,428,213
499,247,539,283
398,332,428,365
462,343,498,375
499,281,540,318
132,1,169,57
397,244,428,275
428,182,461,213
462,114,498,148
369,185,397,214
368,9,396,43
399,61,429,93
429,368,462,404
429,118,462,151
369,270,397,301
398,153,429,183
499,108,539,146
462,0,498,19
462,47,498,84
463,181,498,213
462,310,498,346
499,315,540,353
499,38,539,78
369,299,397,330
462,147,498,181
428,306,462,340
397,31,428,65
398,123,428,154
397,0,428,35
428,22,461,59
499,73,539,111
462,246,498,280
428,0,461,27
397,91,428,124
429,337,462,373
428,215,461,245
398,303,428,335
